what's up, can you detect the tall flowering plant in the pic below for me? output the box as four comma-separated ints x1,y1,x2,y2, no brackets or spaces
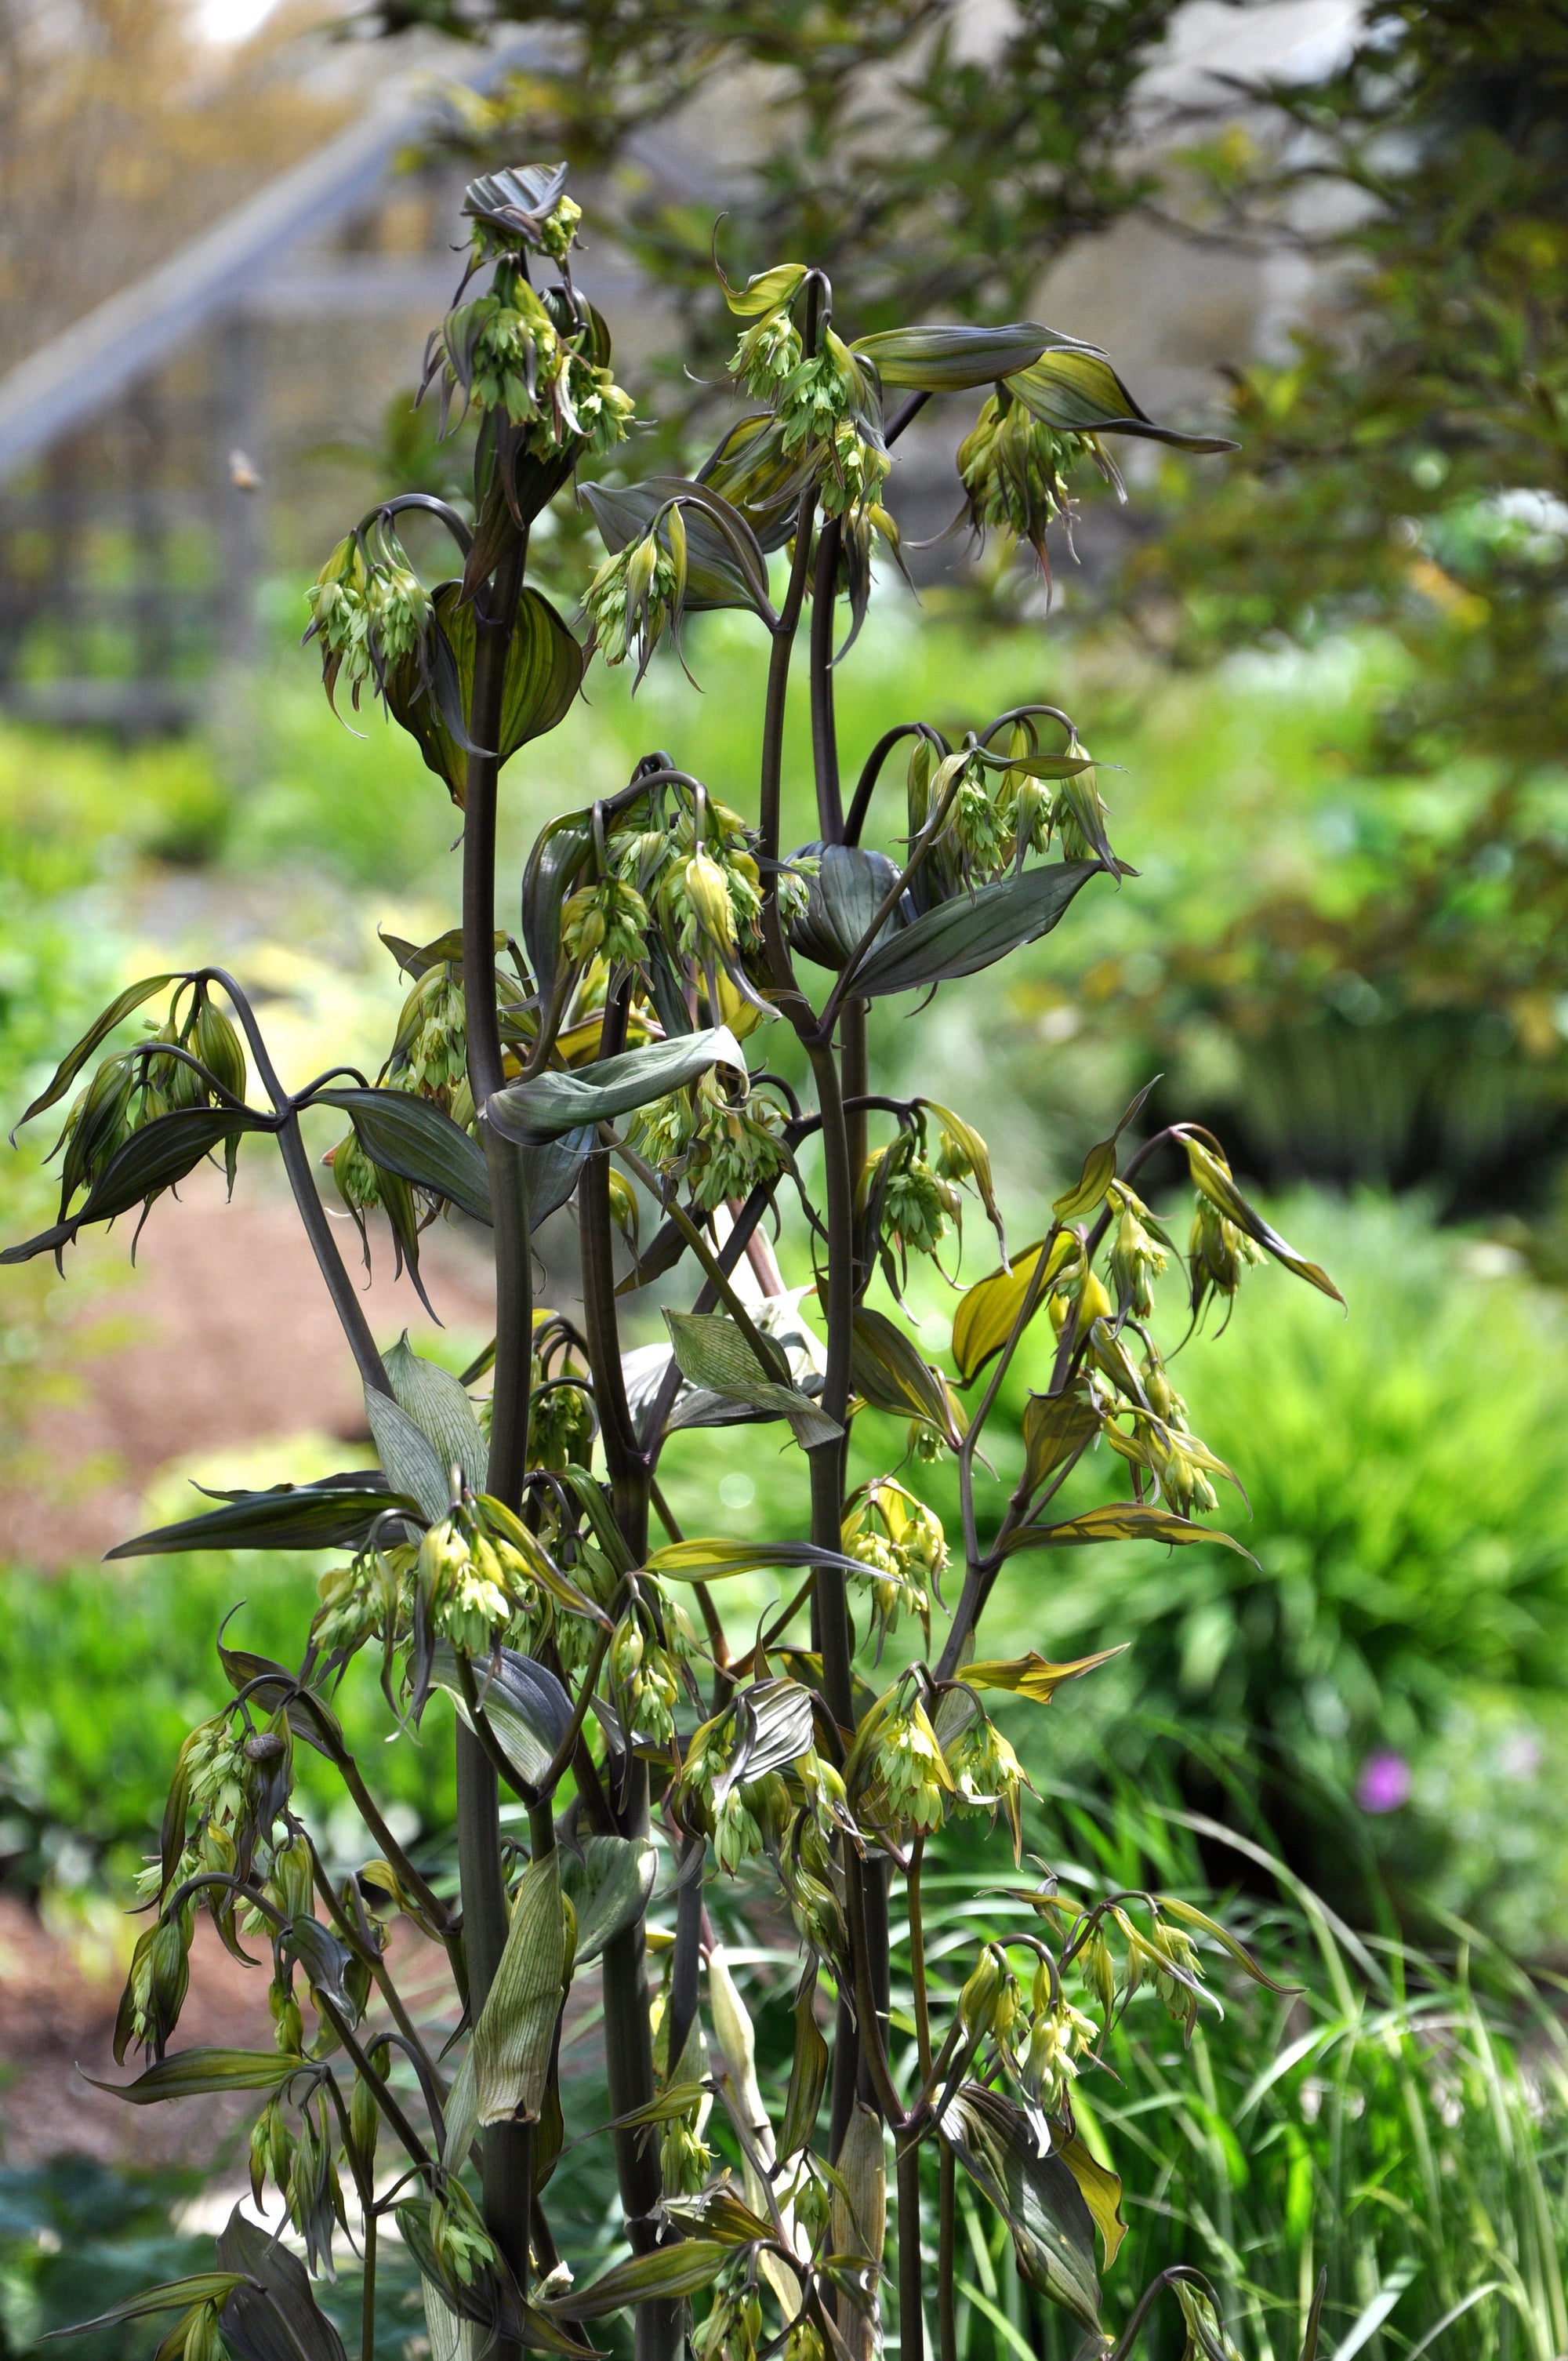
12,167,1339,2361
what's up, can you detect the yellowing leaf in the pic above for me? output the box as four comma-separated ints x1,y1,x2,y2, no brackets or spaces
1054,1139,1117,1223
1021,1391,1102,1495
996,1503,1254,1560
1056,2131,1127,2268
964,1647,1125,1702
471,1847,570,2129
1181,1132,1344,1306
952,1233,1075,1383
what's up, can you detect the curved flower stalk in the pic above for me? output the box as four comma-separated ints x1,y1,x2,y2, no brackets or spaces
9,165,1340,2361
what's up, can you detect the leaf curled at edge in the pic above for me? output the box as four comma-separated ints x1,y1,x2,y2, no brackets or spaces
488,1027,748,1146
951,1233,1076,1385
964,1646,1127,1703
85,2048,307,2103
1181,1131,1345,1306
938,2082,1102,2332
384,581,583,807
13,973,179,1136
993,1502,1255,1561
1054,2130,1127,2268
546,2239,731,2319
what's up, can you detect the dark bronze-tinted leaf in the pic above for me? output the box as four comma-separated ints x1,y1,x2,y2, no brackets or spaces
104,1473,413,1559
14,973,179,1135
938,2083,1101,2330
1020,1390,1102,1494
316,1088,490,1224
386,583,583,805
778,1973,829,2159
850,1304,965,1446
2,1106,273,1266
1007,347,1238,452
786,841,909,971
217,2206,349,2361
852,322,1054,390
521,808,596,1001
581,478,772,616
849,862,1105,998
488,1028,747,1146
432,1641,575,1792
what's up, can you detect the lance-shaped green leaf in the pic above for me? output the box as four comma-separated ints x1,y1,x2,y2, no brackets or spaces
963,1646,1125,1702
1156,1895,1300,1995
832,2098,887,2268
385,582,583,807
40,2273,249,2340
778,1971,829,2159
521,808,596,1001
365,1388,452,1523
852,321,1057,390
488,1027,747,1146
644,1535,863,1582
664,1310,841,1450
104,1472,413,1559
1007,346,1239,452
316,1088,491,1224
217,2205,349,2361
471,1846,570,2128
87,2047,308,2103
385,1335,488,1495
582,478,773,617
549,2240,731,2319
993,1502,1254,1559
938,2083,1102,2331
560,1834,658,1964
2,1106,274,1266
1181,1132,1345,1304
850,1304,966,1447
664,2187,777,2247
920,1097,1006,1253
848,860,1105,999
432,1642,575,1793
13,972,179,1135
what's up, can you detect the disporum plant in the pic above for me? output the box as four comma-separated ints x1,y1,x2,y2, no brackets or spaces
9,166,1341,2361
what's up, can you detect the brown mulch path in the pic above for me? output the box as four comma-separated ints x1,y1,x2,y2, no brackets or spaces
2,1164,495,1568
0,1164,496,2166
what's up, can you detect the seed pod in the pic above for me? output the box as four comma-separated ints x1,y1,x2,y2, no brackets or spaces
59,1053,136,1207
250,2094,295,2205
348,2039,389,2184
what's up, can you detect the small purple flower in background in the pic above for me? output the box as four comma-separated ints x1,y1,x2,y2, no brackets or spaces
1357,1750,1411,1813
